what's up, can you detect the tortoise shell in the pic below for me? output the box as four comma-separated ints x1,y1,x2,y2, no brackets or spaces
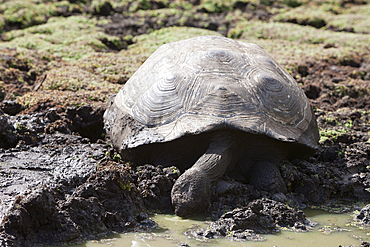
104,36,319,152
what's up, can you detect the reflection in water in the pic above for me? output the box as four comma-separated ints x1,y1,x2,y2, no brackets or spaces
70,210,370,247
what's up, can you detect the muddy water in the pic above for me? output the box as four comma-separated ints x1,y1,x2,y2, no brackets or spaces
68,210,369,247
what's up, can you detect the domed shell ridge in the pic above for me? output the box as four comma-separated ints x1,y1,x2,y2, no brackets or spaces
113,36,319,149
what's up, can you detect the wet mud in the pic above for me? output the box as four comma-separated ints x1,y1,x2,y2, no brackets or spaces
0,0,369,246
1,57,369,246
187,198,314,241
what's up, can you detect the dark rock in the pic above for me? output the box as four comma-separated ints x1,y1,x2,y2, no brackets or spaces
209,179,261,218
297,64,309,76
233,1,249,11
361,242,370,247
91,1,113,16
0,131,155,246
0,113,16,148
8,114,45,146
135,164,179,212
303,84,321,99
45,108,60,122
0,101,22,115
178,243,190,247
45,119,71,134
188,198,312,241
355,205,370,225
72,105,105,142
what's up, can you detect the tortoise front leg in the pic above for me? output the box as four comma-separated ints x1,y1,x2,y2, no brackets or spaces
171,131,236,217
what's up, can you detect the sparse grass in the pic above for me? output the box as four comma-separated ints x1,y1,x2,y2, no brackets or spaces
130,26,221,56
11,24,220,108
327,4,370,33
273,5,328,28
0,0,369,109
0,0,58,33
0,16,119,61
228,20,370,69
138,8,182,18
229,20,370,49
199,0,233,13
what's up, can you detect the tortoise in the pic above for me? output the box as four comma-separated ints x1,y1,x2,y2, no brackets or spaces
103,36,319,217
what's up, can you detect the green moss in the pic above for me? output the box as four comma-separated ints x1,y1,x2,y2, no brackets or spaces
273,1,370,33
0,16,120,60
0,0,59,33
119,180,132,191
131,26,222,55
235,21,321,42
282,0,303,7
0,15,5,31
0,0,367,111
273,6,328,28
4,21,221,108
128,0,168,12
142,8,183,18
228,20,370,65
168,0,194,10
200,0,233,13
319,127,348,143
327,4,370,33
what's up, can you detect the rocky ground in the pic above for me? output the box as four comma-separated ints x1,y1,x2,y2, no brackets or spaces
0,0,369,246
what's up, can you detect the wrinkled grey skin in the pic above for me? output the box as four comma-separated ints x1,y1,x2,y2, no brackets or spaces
104,36,319,217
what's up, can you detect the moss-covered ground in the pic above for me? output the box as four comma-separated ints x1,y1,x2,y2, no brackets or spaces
0,0,368,109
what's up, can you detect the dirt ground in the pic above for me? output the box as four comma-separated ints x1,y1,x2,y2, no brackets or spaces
0,0,369,246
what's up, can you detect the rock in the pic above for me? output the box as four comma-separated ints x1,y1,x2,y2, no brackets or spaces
135,164,180,212
355,205,370,225
0,128,156,246
0,101,22,116
187,198,313,241
0,113,16,148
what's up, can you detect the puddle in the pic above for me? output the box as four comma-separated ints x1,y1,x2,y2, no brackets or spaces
60,210,369,247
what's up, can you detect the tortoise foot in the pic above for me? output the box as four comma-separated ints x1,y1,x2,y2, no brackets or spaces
171,167,211,217
172,131,235,217
249,161,287,194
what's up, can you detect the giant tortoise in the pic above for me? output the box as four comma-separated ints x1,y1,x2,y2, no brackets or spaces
104,36,319,217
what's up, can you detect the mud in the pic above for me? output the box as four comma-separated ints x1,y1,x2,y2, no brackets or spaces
0,63,369,245
0,105,181,246
0,0,370,246
187,198,314,242
0,109,156,246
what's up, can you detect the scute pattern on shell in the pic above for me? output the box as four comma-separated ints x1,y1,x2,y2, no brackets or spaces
114,36,318,149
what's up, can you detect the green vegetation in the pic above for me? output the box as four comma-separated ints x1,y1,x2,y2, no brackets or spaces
228,20,370,69
119,180,132,191
0,0,59,33
272,1,370,33
319,127,347,144
0,0,369,110
0,5,221,107
131,26,220,55
230,20,370,49
0,16,117,60
273,5,328,28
